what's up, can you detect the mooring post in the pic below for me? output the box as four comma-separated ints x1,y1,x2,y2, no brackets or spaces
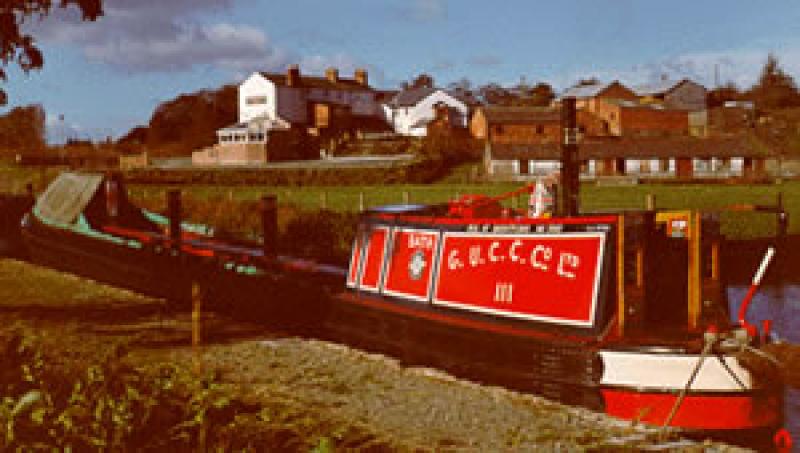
167,189,182,251
646,193,656,211
560,97,579,216
777,192,788,284
191,281,203,375
261,194,278,258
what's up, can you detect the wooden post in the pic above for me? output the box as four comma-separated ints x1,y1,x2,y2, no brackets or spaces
228,189,234,201
191,281,203,375
645,194,656,211
358,192,365,212
402,191,410,204
320,191,328,210
167,189,182,250
616,215,626,336
261,195,277,257
776,192,788,284
687,212,702,330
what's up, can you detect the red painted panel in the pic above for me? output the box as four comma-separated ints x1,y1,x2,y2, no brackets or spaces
358,227,389,291
433,233,606,327
382,229,439,301
602,389,780,430
346,233,363,288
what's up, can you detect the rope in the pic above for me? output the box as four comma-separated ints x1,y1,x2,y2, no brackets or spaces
660,335,716,433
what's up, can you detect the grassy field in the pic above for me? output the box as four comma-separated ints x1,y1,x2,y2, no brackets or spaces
122,180,799,238
1,161,797,237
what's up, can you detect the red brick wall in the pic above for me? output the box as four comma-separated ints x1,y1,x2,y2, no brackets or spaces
489,122,561,144
620,108,688,137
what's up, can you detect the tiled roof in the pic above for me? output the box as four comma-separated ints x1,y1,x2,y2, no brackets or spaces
480,106,560,124
387,87,438,107
561,81,628,99
260,72,372,91
489,137,773,160
633,79,706,97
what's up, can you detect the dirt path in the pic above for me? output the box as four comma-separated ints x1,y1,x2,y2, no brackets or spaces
0,259,747,451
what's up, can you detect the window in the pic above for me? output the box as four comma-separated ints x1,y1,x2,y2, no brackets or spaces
494,125,505,135
535,125,544,135
246,96,268,105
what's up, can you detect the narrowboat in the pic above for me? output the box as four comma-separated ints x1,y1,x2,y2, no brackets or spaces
325,98,786,441
19,171,335,323
331,195,784,439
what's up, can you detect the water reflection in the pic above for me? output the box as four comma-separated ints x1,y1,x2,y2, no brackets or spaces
728,285,800,451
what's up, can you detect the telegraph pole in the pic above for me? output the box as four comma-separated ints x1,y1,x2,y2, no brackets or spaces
560,97,580,216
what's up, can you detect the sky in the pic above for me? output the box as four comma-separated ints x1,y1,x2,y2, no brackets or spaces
4,0,800,142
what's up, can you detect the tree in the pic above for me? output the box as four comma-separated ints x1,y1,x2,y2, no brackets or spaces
575,77,601,87
0,104,46,151
410,73,435,89
0,0,103,105
749,53,800,110
529,82,555,106
707,81,743,109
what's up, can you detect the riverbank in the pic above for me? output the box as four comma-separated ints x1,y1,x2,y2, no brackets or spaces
0,258,751,451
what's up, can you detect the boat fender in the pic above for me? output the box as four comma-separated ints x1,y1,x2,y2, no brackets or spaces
774,428,793,452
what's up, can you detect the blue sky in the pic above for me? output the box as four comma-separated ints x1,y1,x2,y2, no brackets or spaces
4,0,800,142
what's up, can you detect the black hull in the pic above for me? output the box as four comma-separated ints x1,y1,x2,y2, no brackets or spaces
22,215,192,303
325,292,605,411
0,194,34,258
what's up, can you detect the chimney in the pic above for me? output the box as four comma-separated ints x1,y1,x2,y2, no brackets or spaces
354,68,368,87
286,64,301,87
325,67,339,83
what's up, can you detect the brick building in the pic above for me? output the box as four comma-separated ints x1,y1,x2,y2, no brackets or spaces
484,137,772,181
470,106,561,144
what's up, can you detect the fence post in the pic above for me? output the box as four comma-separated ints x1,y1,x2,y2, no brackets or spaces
191,281,203,375
261,195,278,257
645,194,656,211
167,189,182,251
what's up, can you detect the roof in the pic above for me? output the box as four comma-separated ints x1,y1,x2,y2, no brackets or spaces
34,172,103,225
633,79,706,97
561,81,627,99
479,106,560,124
259,72,372,92
387,86,438,107
489,137,773,160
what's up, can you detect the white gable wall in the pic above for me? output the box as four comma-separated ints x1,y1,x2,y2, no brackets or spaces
239,74,277,123
387,90,469,136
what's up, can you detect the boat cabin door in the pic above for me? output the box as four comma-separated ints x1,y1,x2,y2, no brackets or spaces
620,211,723,336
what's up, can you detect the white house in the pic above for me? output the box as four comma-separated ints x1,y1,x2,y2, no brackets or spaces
216,65,382,145
383,87,469,136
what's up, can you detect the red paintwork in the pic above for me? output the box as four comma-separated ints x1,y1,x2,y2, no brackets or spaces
347,234,362,286
601,388,781,430
359,227,388,290
338,291,603,345
383,229,439,300
374,214,618,226
434,233,604,326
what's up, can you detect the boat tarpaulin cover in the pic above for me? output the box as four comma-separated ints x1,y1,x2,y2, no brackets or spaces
34,173,103,225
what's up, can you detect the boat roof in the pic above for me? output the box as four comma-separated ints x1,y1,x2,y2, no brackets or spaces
34,172,103,225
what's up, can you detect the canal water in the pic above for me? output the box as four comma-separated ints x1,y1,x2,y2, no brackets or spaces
728,284,800,451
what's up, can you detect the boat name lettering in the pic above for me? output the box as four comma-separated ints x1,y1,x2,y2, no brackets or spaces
406,233,434,250
445,239,585,280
